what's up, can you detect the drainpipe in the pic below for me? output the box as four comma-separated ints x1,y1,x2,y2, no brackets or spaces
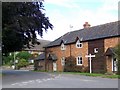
70,44,72,57
45,48,47,71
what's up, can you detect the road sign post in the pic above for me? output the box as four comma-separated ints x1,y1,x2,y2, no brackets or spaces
85,54,95,73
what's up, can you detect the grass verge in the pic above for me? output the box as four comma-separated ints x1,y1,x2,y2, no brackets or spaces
62,72,120,79
32,70,120,79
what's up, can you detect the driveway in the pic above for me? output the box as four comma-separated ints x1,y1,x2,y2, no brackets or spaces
2,70,119,88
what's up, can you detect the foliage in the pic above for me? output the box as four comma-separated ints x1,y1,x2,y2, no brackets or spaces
114,43,120,74
2,51,31,67
16,58,29,69
2,2,53,55
64,56,88,72
2,53,14,65
16,51,32,60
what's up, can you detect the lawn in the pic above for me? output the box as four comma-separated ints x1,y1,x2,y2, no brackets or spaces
33,70,120,79
62,72,120,79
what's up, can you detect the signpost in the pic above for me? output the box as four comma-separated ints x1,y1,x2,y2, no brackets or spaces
85,54,95,73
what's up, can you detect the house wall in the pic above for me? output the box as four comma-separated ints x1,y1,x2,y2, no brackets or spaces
46,37,120,73
104,37,120,73
46,45,70,72
34,60,45,71
70,42,88,68
104,37,119,52
46,42,88,72
88,39,105,73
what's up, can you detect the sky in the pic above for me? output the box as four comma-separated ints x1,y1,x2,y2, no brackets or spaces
37,0,119,41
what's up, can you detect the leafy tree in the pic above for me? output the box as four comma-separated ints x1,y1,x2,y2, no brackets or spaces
2,1,53,55
16,59,29,69
15,51,32,69
16,51,32,60
2,54,13,65
114,44,120,74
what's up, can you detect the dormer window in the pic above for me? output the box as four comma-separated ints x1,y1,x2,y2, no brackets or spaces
94,48,98,53
61,43,66,50
76,40,83,48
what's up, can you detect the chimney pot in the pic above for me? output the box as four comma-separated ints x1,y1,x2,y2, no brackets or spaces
83,22,91,28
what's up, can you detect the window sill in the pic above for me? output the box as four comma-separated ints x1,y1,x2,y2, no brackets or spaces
76,64,83,66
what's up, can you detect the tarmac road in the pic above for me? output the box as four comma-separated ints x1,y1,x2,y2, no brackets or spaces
2,70,119,88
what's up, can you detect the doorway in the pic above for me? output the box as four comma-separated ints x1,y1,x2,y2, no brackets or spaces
53,62,57,71
112,58,118,72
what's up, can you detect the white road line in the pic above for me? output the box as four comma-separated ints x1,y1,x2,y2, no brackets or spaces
42,79,47,81
46,78,51,81
11,76,59,87
80,79,95,82
11,83,19,85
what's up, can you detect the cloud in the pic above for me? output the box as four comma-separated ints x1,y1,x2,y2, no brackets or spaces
45,0,80,8
38,0,118,41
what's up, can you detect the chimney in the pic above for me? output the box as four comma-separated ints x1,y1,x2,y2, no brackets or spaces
83,22,91,28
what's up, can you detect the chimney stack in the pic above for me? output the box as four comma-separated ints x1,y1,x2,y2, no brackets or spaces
83,22,91,28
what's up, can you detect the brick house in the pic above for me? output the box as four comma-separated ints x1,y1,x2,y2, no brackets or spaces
40,21,120,73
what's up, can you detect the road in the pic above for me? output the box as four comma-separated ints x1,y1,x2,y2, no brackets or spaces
2,70,119,88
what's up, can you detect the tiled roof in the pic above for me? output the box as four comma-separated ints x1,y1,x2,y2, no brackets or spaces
24,39,51,51
46,21,120,48
34,53,45,60
105,48,115,56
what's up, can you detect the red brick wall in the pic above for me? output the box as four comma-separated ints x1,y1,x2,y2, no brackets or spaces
46,37,120,72
46,42,88,72
88,39,105,73
104,37,119,72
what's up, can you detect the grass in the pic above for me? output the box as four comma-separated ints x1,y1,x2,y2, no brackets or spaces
61,72,120,79
32,70,120,79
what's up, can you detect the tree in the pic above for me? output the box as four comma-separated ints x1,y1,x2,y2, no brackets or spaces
2,1,53,55
15,51,32,69
16,51,32,60
114,44,120,74
16,59,29,69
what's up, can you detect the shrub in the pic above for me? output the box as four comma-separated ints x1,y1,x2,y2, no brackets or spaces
64,56,88,72
16,59,29,69
114,44,120,74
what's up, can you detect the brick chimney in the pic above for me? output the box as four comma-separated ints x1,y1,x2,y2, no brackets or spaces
83,22,91,28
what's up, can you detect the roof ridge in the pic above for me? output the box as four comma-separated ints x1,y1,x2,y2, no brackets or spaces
62,21,119,35
46,21,119,48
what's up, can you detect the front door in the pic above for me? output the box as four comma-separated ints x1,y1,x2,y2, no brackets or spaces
112,58,118,72
53,62,57,71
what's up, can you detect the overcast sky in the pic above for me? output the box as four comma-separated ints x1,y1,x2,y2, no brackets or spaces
37,0,119,41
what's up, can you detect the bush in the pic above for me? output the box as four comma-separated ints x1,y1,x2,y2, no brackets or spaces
16,51,32,60
114,44,120,74
64,56,88,72
16,59,29,69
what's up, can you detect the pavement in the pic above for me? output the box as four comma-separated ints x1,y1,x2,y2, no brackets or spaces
1,70,119,88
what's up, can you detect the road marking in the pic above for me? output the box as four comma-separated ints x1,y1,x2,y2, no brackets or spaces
11,83,19,85
80,79,95,82
46,78,51,81
14,70,29,71
10,74,61,87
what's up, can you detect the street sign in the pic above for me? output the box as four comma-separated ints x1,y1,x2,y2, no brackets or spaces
85,54,95,73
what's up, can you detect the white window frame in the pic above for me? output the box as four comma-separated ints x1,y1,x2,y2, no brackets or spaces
61,43,66,50
94,48,98,53
76,40,83,48
76,56,83,65
61,57,65,66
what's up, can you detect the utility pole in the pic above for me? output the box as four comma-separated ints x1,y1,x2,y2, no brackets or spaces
14,51,16,69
